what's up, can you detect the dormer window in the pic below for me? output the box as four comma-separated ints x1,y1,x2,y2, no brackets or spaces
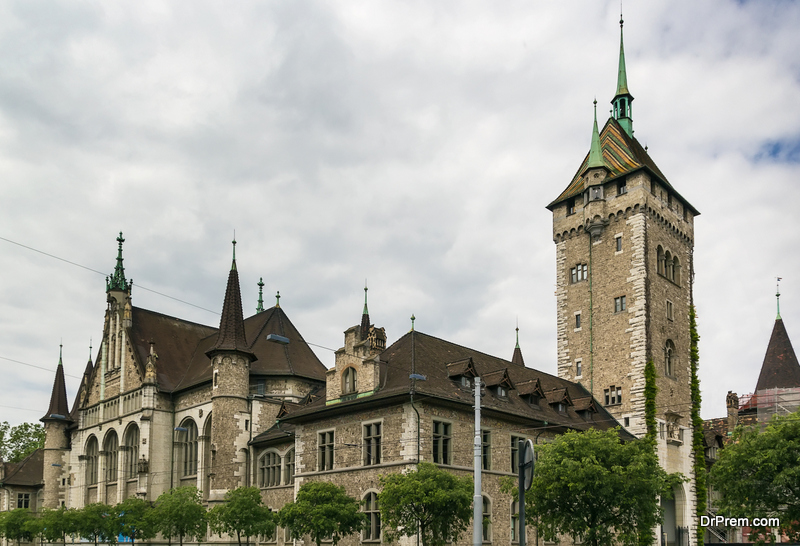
497,385,507,398
461,376,472,388
343,367,357,394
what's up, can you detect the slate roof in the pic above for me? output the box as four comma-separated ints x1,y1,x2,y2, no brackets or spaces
755,318,800,392
547,117,699,215
281,330,628,437
42,360,72,422
1,449,43,487
207,264,253,359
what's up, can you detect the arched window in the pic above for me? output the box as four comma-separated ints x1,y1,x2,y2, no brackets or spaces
657,246,665,276
664,251,673,281
482,496,492,543
104,431,119,483
363,492,380,542
85,436,99,485
181,420,198,477
665,340,676,377
284,449,295,485
125,425,139,479
343,367,357,394
673,256,681,285
259,451,281,487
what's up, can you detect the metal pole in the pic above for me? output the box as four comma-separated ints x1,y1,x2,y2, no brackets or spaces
473,377,482,546
519,439,526,546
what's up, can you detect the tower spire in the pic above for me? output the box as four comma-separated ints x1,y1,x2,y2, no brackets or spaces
231,237,237,271
257,277,265,313
41,345,72,422
206,241,255,360
611,14,634,137
360,281,370,340
777,277,782,320
587,99,606,170
107,232,130,292
512,320,526,367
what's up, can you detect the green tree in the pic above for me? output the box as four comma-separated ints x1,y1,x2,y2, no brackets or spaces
529,428,681,546
112,497,156,546
150,486,207,546
278,481,365,546
709,410,800,543
207,486,276,546
38,506,80,545
76,503,116,546
0,421,45,463
378,462,473,546
1,509,34,546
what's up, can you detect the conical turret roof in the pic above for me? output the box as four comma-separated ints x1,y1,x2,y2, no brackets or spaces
755,318,800,392
41,348,73,422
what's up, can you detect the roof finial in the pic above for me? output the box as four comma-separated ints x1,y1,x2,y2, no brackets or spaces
363,280,369,314
88,339,92,361
410,314,416,332
231,235,237,271
59,342,63,366
257,277,265,313
275,291,281,308
515,318,520,349
107,232,129,292
360,281,371,339
777,277,782,319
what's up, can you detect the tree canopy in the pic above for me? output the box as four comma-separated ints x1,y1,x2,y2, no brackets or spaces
207,486,276,546
528,428,682,546
150,486,207,546
0,422,45,463
709,410,800,543
76,503,116,546
112,496,156,546
378,462,473,546
278,481,365,546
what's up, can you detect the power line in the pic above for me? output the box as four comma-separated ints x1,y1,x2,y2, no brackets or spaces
0,235,220,315
0,355,83,379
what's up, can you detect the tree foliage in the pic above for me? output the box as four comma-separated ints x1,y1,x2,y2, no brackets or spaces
38,506,81,544
530,428,682,546
0,421,45,463
378,462,473,546
689,305,707,546
76,503,116,546
150,486,207,546
278,481,365,546
644,359,658,440
207,486,276,546
112,496,156,546
709,410,800,543
0,509,34,545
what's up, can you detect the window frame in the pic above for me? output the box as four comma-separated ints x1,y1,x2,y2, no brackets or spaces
432,420,452,465
363,421,382,466
85,436,99,486
481,430,491,471
318,430,335,471
614,296,627,313
104,430,119,484
342,367,358,395
17,493,30,509
181,419,199,478
125,425,140,480
363,491,381,542
482,496,492,543
259,450,281,488
284,448,295,485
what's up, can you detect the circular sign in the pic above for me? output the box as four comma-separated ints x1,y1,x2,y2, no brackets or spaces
522,439,535,491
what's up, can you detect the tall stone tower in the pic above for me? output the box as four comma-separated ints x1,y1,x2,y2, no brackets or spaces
40,346,73,509
547,17,699,544
206,240,256,500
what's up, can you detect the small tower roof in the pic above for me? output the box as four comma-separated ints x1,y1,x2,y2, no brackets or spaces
106,232,130,292
755,317,800,392
585,100,606,171
360,282,370,339
41,345,73,422
206,240,255,359
511,324,525,367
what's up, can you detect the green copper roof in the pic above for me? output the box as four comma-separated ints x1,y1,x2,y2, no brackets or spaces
107,232,130,292
615,17,629,96
586,100,606,171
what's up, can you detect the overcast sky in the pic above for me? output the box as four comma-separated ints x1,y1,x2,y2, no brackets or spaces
1,0,799,427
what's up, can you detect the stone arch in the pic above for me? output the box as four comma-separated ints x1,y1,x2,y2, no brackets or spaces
123,423,140,479
178,417,198,479
103,429,119,484
85,435,99,486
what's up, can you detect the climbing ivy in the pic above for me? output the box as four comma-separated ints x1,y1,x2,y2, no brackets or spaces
644,359,657,440
690,305,706,546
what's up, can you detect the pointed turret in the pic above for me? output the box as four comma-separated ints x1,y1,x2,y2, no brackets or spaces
755,312,800,393
611,15,634,137
106,232,131,293
207,240,255,359
585,100,607,172
360,282,370,340
41,345,72,422
511,326,525,367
